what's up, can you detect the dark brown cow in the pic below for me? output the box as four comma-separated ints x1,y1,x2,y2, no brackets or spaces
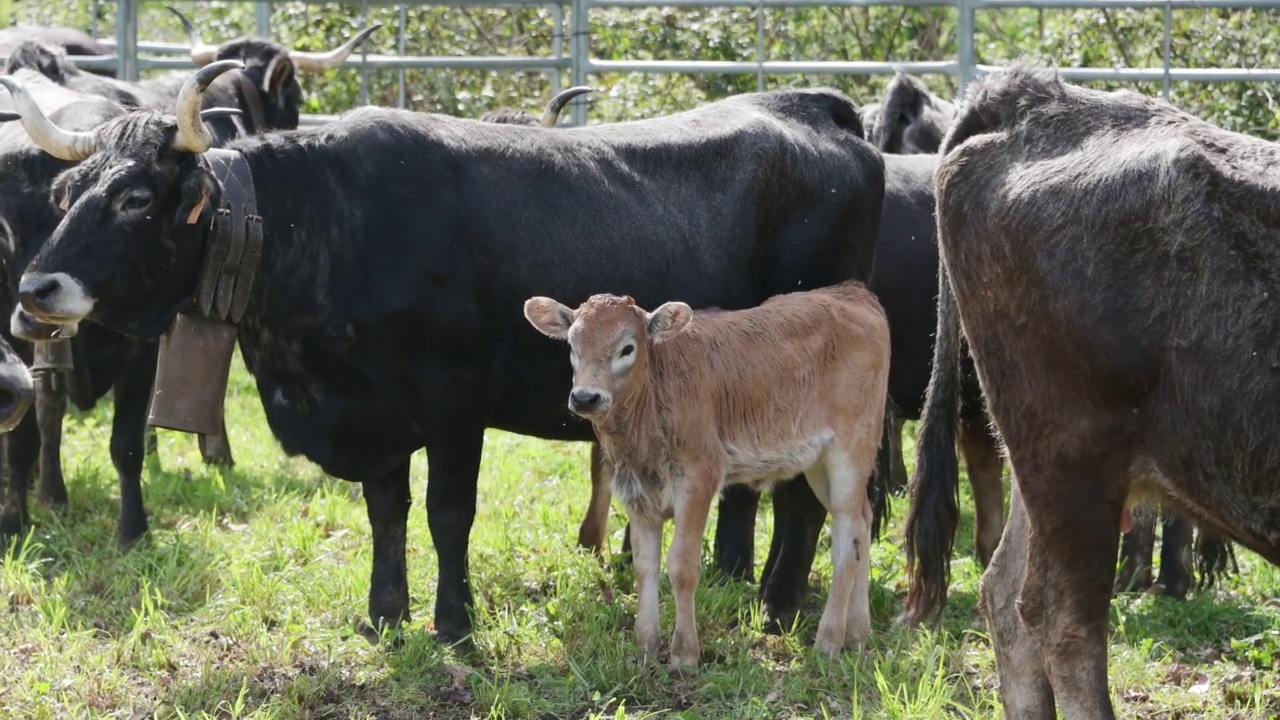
917,65,1280,718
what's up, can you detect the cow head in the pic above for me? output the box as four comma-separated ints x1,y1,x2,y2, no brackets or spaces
3,61,246,338
871,72,956,155
524,293,692,419
0,332,35,432
168,7,381,139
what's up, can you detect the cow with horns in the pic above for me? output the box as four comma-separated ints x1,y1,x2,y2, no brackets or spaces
0,64,250,545
1,60,886,646
0,25,115,77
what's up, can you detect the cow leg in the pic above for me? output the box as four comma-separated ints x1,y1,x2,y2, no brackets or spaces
630,512,663,660
34,373,68,509
1114,516,1154,595
960,417,1005,567
359,459,411,644
0,413,39,542
578,442,611,553
713,484,759,581
669,476,716,670
1011,445,1128,720
1152,513,1192,599
111,347,156,549
980,483,1055,719
759,476,827,634
197,418,235,467
425,427,484,645
144,426,158,457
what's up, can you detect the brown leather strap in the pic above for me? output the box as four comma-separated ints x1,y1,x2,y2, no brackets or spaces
195,149,263,325
235,71,270,137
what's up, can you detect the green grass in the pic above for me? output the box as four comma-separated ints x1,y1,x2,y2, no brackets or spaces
0,352,1278,719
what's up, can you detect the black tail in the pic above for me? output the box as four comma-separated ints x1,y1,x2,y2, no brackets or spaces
902,251,963,625
1193,527,1239,591
868,399,898,542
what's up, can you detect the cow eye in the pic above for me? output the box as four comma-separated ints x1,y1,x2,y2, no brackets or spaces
116,188,153,213
620,344,635,358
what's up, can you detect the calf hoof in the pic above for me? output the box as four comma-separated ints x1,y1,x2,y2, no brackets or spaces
813,633,845,659
667,659,700,677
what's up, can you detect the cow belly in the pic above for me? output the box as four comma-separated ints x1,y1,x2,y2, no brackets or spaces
723,432,835,489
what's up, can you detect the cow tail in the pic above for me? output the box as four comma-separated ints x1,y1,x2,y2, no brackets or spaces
868,398,898,542
1193,526,1239,591
902,246,963,626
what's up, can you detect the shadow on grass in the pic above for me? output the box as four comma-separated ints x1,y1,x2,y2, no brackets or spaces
6,456,345,635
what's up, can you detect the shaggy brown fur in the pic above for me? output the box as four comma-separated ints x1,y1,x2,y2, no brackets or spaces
525,280,890,669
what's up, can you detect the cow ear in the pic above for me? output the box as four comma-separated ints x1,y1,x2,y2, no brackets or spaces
646,302,692,343
175,167,219,226
524,297,575,340
264,55,297,105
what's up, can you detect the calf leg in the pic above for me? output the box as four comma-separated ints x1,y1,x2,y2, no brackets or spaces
758,476,827,634
1152,513,1192,599
34,373,68,509
197,418,235,467
578,442,611,553
713,484,759,581
0,413,39,541
630,513,664,660
809,451,872,656
669,478,717,670
960,417,1004,567
980,483,1055,719
111,347,157,549
359,460,412,643
425,427,484,644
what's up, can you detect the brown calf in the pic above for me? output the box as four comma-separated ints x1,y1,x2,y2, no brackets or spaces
524,280,890,669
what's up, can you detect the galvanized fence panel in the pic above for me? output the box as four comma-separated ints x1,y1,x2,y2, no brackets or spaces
10,0,1280,126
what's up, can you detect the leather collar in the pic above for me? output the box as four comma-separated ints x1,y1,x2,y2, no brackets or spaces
194,149,262,325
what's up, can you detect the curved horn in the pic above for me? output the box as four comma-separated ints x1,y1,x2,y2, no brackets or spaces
172,60,244,154
0,77,96,162
289,23,383,73
540,86,593,128
167,6,219,66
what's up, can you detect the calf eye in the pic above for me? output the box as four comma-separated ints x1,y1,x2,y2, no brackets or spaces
620,344,635,358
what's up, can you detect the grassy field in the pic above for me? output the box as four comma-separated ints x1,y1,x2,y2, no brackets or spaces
0,353,1277,719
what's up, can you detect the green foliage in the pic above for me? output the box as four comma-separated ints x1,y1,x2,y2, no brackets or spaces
9,1,1280,136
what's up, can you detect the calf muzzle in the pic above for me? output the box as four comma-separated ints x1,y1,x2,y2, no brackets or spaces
569,388,609,416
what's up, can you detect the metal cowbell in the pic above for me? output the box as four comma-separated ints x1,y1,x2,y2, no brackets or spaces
148,311,237,436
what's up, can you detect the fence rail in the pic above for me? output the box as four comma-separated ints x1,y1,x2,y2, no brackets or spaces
8,0,1280,127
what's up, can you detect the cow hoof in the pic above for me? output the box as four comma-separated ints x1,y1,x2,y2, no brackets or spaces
356,619,408,648
667,660,700,677
117,522,149,552
35,494,68,512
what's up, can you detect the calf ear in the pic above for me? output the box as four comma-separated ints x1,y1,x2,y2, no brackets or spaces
176,168,220,226
524,297,575,340
646,302,692,343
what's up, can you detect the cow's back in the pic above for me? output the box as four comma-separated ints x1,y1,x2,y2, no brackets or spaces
938,67,1280,561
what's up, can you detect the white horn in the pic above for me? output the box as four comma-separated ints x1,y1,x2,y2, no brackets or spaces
289,23,383,73
172,60,245,154
0,77,97,162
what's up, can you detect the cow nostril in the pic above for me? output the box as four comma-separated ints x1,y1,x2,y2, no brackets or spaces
571,390,603,410
19,276,60,307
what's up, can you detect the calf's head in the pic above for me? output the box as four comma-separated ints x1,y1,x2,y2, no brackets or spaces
3,60,246,337
524,293,693,419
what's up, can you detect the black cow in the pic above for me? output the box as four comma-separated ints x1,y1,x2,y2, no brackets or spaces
0,25,115,78
917,64,1280,719
4,62,885,645
0,57,256,547
861,72,956,156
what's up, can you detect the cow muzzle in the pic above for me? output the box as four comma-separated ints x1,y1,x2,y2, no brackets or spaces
17,272,95,324
569,387,611,417
0,360,34,433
